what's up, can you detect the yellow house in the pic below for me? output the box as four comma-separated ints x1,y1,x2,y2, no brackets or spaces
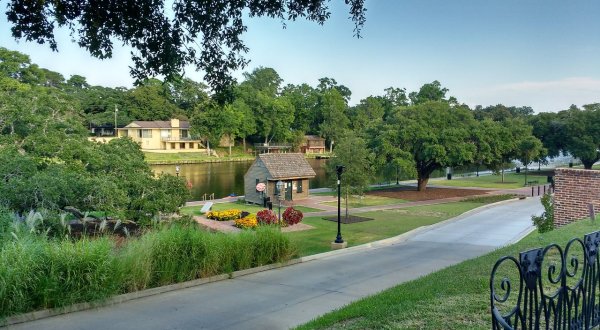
117,119,205,152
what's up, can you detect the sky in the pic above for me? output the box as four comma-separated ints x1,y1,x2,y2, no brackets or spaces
1,0,599,112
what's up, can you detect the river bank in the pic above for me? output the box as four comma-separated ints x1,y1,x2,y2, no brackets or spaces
144,150,332,165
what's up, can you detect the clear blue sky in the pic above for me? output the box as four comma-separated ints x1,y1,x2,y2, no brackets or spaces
1,0,599,112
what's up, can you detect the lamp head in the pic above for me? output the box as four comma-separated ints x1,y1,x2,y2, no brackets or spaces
336,165,345,175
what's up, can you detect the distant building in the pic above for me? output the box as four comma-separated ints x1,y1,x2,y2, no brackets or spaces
300,135,326,154
244,153,316,204
117,119,204,152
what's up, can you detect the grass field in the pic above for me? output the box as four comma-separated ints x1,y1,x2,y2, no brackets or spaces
431,172,550,189
144,146,254,164
286,200,498,256
321,195,406,208
181,201,323,216
295,218,596,330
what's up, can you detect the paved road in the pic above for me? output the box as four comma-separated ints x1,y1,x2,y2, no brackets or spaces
10,197,543,330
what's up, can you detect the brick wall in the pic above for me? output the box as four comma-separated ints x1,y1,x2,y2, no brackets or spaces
554,168,600,227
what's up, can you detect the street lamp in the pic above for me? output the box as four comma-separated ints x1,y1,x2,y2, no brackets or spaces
276,180,284,222
175,165,180,177
335,165,345,244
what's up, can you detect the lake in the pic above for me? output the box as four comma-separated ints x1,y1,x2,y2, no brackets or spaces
151,159,329,201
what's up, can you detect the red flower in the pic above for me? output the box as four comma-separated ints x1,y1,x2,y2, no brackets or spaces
256,209,278,225
282,207,303,226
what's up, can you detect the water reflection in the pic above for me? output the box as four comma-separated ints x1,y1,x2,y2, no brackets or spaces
151,159,329,201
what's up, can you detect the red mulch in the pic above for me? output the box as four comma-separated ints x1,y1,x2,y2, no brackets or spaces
367,186,492,201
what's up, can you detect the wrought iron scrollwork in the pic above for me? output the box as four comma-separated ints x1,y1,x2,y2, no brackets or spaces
491,231,600,329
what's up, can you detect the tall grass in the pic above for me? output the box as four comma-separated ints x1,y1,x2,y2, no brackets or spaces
0,225,296,318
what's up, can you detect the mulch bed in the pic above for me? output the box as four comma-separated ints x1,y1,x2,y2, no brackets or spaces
367,186,492,201
323,215,374,224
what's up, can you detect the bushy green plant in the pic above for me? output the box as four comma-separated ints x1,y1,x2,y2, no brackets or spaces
0,224,297,318
532,193,554,233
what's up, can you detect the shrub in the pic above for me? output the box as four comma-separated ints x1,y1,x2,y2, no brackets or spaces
206,209,242,221
282,207,303,226
532,193,554,233
234,214,258,229
0,225,297,318
256,209,278,225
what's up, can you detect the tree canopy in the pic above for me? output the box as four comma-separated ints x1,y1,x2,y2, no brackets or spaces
5,0,366,91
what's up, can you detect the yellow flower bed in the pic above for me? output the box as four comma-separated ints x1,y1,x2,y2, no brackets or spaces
234,214,258,229
206,209,242,221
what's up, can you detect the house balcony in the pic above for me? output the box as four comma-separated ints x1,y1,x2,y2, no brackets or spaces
161,137,200,142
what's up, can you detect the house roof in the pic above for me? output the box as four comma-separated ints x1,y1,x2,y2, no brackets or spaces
258,153,316,179
123,120,190,129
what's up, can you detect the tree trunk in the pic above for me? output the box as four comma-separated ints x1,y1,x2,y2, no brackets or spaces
228,134,232,156
582,159,597,169
417,176,429,191
243,137,246,152
345,188,349,220
501,162,505,183
206,140,211,156
329,140,334,153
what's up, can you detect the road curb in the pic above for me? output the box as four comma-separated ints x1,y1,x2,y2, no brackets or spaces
1,197,534,327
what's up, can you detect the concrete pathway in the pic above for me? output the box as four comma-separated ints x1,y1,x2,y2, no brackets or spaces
10,197,543,330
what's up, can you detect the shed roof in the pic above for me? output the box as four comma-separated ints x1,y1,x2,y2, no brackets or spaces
258,153,316,179
124,120,190,129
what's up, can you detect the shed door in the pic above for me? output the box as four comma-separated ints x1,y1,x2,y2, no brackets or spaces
285,181,293,200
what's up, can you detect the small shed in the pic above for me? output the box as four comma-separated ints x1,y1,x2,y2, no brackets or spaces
244,153,316,205
300,135,326,154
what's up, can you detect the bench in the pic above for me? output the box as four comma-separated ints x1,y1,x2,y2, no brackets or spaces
200,202,213,214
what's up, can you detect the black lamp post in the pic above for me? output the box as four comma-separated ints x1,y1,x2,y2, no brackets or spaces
335,165,345,244
175,165,180,177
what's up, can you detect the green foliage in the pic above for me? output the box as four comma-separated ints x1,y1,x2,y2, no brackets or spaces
382,101,477,191
5,2,366,91
532,194,554,233
327,133,374,197
0,225,296,317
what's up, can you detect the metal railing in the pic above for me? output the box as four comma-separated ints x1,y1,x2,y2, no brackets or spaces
161,137,199,141
201,193,214,201
490,230,600,329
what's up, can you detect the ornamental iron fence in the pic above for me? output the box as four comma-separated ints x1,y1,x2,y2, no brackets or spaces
490,231,600,329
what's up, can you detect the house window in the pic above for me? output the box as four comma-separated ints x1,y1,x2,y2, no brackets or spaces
256,179,259,192
161,129,171,139
297,179,303,193
138,129,152,138
181,129,189,138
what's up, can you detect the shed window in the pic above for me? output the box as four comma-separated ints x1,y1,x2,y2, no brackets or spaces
297,179,303,193
256,178,259,192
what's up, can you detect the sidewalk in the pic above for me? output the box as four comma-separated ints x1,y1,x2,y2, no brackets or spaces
10,197,543,330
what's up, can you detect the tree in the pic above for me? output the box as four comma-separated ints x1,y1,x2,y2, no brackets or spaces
191,101,225,155
125,79,182,120
384,101,477,191
319,88,349,152
559,104,600,169
326,133,374,218
408,80,454,105
516,136,545,185
5,1,366,91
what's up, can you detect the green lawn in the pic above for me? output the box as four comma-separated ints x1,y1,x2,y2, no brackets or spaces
432,172,550,189
286,200,493,257
144,147,254,164
296,219,597,330
321,195,406,208
181,202,323,216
